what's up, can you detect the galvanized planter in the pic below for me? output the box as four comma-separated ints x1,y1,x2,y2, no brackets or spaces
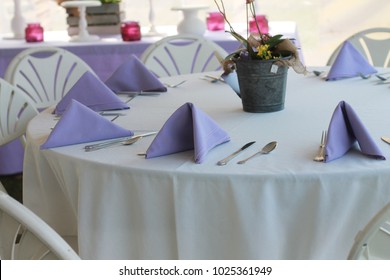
235,58,289,113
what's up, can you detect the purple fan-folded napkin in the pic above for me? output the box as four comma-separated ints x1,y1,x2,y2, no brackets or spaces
42,100,133,149
324,101,385,162
326,41,377,81
54,71,129,115
105,54,167,93
145,102,230,163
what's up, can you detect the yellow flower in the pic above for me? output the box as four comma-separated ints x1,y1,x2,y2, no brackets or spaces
256,44,273,59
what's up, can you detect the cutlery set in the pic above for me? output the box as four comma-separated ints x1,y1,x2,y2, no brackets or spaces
200,75,226,83
312,70,390,84
163,80,187,88
217,141,278,165
237,141,278,164
358,72,390,83
84,131,158,152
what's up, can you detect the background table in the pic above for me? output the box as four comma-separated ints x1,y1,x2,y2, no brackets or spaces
23,68,390,260
0,22,300,81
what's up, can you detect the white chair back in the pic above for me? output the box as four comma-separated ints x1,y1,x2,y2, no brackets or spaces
0,189,80,260
141,34,228,77
0,78,38,147
4,46,95,110
348,202,390,259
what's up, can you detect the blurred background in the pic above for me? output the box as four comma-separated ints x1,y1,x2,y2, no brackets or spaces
0,0,389,66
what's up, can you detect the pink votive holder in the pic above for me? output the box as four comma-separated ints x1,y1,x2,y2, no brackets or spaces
206,12,225,31
249,15,269,34
25,23,44,43
121,21,141,41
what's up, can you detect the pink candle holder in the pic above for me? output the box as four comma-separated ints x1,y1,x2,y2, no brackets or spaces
249,15,269,34
121,21,141,41
206,12,225,31
25,23,44,43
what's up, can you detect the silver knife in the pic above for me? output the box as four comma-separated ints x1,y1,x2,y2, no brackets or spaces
217,141,256,166
84,131,158,151
381,136,390,145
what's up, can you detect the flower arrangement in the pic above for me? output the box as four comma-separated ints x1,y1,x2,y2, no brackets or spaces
213,0,306,74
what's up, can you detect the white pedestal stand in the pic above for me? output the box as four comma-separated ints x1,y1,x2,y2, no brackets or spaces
171,6,208,36
143,0,164,37
61,1,101,42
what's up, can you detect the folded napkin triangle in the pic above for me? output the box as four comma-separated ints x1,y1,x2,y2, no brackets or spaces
105,54,167,93
54,71,129,115
41,100,133,149
145,102,230,163
324,101,385,162
326,41,377,81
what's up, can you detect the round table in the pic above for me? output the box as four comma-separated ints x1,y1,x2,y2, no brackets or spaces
23,70,390,259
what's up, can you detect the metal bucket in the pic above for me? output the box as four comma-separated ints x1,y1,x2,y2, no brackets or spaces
236,59,288,113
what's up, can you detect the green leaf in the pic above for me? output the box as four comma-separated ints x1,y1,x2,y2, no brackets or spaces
266,35,285,49
226,31,256,58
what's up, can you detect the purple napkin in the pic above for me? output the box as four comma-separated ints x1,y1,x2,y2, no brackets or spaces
105,54,167,93
41,100,133,149
54,71,129,115
324,101,385,162
145,102,230,163
326,41,377,81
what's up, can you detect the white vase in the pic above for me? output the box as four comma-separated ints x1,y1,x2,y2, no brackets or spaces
11,0,26,39
172,6,208,36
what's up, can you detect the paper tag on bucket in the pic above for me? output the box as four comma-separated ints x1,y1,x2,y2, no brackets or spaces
270,64,279,74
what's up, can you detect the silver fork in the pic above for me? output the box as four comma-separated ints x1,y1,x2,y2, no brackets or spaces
313,130,327,162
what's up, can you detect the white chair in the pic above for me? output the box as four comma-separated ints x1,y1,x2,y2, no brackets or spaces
327,27,390,67
0,189,80,260
0,78,38,147
347,202,390,260
4,46,95,111
140,34,228,77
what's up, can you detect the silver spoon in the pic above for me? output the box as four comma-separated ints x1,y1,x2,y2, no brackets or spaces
164,80,186,88
237,141,278,164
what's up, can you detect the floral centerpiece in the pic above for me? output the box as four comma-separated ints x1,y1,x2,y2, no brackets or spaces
214,0,306,113
214,0,306,74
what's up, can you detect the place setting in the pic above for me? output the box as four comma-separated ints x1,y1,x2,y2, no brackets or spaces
309,41,378,81
312,100,386,163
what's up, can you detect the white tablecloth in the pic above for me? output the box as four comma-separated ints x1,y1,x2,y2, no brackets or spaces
24,68,390,260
